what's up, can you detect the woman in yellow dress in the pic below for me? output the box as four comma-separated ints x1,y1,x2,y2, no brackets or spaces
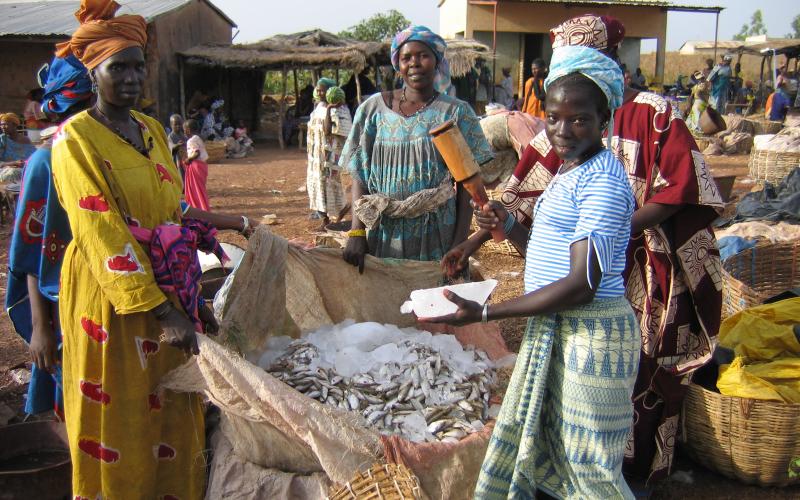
52,1,206,497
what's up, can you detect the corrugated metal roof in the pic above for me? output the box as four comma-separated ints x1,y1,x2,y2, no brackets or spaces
504,0,723,12
0,0,235,37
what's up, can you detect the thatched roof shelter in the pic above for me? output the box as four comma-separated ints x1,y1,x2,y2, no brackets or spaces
178,30,493,148
180,29,389,72
180,30,492,76
444,39,493,78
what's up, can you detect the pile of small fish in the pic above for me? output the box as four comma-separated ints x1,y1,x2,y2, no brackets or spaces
265,326,499,443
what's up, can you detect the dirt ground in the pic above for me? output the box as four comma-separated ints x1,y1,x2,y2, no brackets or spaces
1,144,797,498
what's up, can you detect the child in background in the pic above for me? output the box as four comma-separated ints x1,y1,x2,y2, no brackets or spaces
167,113,187,173
183,118,211,211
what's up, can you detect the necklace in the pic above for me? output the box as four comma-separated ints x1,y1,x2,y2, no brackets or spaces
398,88,438,118
94,106,154,158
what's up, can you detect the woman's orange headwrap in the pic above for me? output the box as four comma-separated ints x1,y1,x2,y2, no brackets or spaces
56,0,147,70
0,113,21,127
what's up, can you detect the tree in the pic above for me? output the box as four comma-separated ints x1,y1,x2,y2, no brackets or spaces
733,9,767,41
786,14,800,38
338,10,411,42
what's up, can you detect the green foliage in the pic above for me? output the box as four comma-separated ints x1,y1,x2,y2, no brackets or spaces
262,69,353,97
786,14,800,39
734,10,767,41
338,10,410,42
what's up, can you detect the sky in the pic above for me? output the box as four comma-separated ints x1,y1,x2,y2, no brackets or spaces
213,0,797,52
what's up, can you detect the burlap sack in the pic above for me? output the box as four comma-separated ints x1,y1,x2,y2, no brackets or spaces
163,227,512,499
206,427,330,500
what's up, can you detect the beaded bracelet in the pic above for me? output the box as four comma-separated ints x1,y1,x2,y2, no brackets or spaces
348,228,367,238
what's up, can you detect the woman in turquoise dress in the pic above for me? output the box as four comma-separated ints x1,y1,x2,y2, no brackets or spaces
340,26,493,271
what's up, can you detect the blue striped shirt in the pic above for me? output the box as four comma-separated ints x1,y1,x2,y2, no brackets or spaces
524,150,634,298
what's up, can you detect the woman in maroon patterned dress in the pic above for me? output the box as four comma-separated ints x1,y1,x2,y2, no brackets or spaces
444,14,724,485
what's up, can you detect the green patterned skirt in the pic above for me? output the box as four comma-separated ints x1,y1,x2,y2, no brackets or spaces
476,297,641,499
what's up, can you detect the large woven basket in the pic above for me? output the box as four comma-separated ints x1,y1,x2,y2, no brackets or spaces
469,187,519,257
682,382,800,487
327,462,421,500
748,148,800,184
721,240,800,318
746,117,784,135
206,140,227,163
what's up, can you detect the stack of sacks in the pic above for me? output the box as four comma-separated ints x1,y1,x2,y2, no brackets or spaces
478,112,545,186
704,114,756,156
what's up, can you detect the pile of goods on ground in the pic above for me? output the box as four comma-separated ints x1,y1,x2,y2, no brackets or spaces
754,127,800,153
258,320,500,443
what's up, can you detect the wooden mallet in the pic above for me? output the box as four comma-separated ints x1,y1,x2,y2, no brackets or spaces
430,119,506,242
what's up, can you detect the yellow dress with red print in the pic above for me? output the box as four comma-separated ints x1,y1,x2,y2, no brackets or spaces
52,110,205,499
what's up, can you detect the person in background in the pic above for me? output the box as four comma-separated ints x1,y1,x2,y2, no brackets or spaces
51,0,214,496
24,88,48,143
199,105,215,140
686,73,710,131
452,64,478,108
167,113,186,172
474,59,492,115
5,53,95,420
494,67,515,109
445,14,724,487
427,44,636,499
522,58,547,118
702,58,714,79
343,69,377,117
306,77,343,227
319,85,351,228
631,67,647,90
765,80,791,122
708,54,733,112
340,25,493,272
735,80,755,115
0,112,37,182
183,118,211,210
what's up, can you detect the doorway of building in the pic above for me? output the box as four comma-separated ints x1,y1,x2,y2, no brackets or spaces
522,33,552,84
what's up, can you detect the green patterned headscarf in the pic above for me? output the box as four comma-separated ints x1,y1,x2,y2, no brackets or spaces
317,77,336,89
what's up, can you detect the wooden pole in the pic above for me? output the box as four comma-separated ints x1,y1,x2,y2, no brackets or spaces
335,68,340,85
178,57,186,118
278,68,287,149
355,68,362,105
491,0,497,102
713,11,720,62
293,68,300,108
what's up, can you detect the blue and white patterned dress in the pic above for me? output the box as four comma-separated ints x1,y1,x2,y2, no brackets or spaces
477,150,641,500
340,92,493,261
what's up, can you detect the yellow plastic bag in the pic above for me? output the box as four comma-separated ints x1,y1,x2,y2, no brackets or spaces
716,298,800,403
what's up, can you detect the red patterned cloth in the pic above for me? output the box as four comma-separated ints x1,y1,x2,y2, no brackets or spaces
129,219,227,331
502,91,724,483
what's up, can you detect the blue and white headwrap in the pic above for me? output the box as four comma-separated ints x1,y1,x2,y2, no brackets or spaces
37,54,93,115
544,45,624,111
391,25,451,94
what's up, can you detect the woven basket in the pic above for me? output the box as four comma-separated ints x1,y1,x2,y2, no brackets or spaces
327,462,421,500
746,118,784,135
469,187,519,257
693,135,712,152
206,141,227,163
682,383,800,487
748,148,800,185
721,240,800,318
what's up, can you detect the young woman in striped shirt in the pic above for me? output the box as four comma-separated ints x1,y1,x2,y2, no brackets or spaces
422,46,639,499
